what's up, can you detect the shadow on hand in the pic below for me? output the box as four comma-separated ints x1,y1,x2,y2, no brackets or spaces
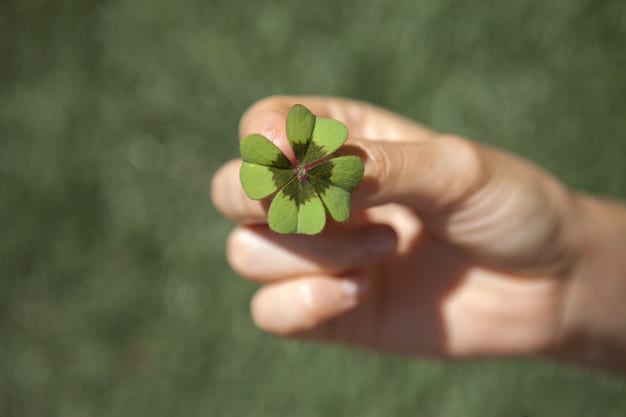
243,219,469,360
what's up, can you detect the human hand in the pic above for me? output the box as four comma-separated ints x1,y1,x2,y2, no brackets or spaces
212,96,588,360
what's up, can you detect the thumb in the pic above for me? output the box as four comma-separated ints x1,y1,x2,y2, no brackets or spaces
348,135,490,214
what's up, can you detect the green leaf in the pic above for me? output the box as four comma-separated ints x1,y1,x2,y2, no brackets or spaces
300,117,348,165
267,179,326,235
239,104,364,235
240,162,294,200
308,155,364,191
286,104,315,162
239,134,294,199
308,156,364,222
309,176,351,222
240,133,291,168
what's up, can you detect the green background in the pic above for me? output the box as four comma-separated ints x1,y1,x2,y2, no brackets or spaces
2,0,625,415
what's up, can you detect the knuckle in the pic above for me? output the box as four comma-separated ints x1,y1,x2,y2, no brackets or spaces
365,141,396,185
434,134,488,204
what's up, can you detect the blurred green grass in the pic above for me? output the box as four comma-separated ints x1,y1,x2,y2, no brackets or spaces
1,0,625,415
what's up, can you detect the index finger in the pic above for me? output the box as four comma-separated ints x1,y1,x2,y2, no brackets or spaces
239,96,436,156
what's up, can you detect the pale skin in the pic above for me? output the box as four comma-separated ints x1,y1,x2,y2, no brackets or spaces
211,96,626,374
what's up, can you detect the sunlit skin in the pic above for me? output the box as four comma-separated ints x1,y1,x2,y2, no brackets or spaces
212,96,626,373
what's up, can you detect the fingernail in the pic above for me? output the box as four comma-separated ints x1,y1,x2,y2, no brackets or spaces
365,228,397,256
340,278,368,300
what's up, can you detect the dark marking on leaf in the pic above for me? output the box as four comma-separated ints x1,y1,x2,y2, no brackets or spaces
269,150,296,191
282,162,335,207
292,142,309,164
279,179,314,207
275,159,334,208
269,167,295,191
307,159,334,183
295,142,330,166
270,151,292,170
301,142,329,165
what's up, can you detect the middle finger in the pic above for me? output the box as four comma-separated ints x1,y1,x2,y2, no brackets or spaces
227,224,397,282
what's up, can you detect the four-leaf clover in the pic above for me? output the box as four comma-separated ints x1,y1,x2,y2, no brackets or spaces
239,104,364,234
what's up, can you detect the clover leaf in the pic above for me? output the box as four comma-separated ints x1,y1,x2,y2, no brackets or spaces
239,104,364,235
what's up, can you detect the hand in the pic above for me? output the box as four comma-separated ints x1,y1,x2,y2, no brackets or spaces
212,96,588,360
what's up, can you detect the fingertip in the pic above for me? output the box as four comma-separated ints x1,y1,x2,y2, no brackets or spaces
239,96,295,161
211,159,268,223
239,96,336,138
250,275,368,336
239,95,291,134
227,226,272,280
210,159,238,217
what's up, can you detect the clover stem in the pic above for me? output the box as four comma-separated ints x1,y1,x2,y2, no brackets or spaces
302,157,329,171
295,156,332,183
